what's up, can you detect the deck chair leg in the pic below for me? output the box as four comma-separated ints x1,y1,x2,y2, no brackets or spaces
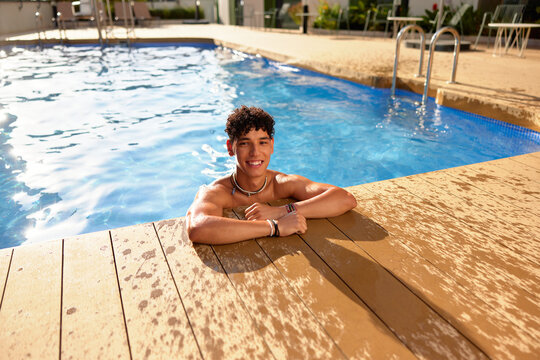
487,27,493,48
474,15,485,48
363,10,371,34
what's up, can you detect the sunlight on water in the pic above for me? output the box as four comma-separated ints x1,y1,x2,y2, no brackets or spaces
0,43,539,248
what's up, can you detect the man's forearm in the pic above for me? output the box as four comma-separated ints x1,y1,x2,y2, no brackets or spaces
187,215,272,245
294,188,357,218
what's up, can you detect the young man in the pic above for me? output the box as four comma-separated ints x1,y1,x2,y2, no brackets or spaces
186,106,357,244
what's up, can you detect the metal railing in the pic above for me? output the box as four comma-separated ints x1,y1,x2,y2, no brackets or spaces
391,24,425,97
422,26,460,105
25,0,119,45
120,0,136,43
34,9,45,46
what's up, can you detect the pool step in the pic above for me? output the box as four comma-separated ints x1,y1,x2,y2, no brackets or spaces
405,39,471,51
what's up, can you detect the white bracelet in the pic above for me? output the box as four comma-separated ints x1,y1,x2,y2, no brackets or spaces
266,219,274,237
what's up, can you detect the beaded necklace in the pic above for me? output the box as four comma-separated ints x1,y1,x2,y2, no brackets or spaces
230,172,267,197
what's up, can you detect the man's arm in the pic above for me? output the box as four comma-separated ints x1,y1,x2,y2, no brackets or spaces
186,186,307,245
245,175,357,220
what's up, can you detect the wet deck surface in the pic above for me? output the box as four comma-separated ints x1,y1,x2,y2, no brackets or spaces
0,152,539,359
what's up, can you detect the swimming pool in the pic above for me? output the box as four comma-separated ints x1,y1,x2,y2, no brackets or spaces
1,43,539,248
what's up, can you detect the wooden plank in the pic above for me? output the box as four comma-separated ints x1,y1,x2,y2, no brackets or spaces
467,160,540,196
342,184,540,354
300,217,487,359
61,231,130,359
509,153,540,172
0,240,62,359
330,194,539,359
357,180,540,307
395,174,540,264
110,223,201,360
525,151,540,162
413,168,540,231
212,211,346,359
0,247,13,308
443,164,540,216
496,155,540,183
154,218,271,359
233,204,416,359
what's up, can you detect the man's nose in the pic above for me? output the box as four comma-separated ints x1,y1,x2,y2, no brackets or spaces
249,143,260,156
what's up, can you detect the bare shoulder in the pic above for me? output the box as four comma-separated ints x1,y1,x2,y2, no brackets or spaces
273,172,334,200
274,172,309,184
188,177,233,216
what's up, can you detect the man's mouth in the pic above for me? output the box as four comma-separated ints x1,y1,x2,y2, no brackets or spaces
246,160,263,167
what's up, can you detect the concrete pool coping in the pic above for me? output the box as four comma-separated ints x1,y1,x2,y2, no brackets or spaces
2,24,540,132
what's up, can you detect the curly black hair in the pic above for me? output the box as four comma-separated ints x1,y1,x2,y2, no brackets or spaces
225,106,275,142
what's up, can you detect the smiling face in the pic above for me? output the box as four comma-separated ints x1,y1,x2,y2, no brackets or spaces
227,128,274,179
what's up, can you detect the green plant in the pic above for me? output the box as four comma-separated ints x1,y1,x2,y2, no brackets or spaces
419,4,447,32
288,2,303,26
149,6,204,20
419,3,482,35
314,1,341,30
347,0,368,30
459,6,481,35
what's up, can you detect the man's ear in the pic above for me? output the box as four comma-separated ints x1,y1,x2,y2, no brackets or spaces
270,137,274,154
226,139,234,156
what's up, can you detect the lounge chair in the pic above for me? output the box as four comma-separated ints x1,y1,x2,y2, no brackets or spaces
276,3,292,28
474,4,525,48
114,1,134,25
56,2,79,29
430,3,472,34
90,1,111,26
133,2,158,26
338,6,350,33
363,3,393,37
264,3,291,28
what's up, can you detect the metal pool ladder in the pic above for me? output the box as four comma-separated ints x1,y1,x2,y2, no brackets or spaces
422,26,461,105
391,24,425,97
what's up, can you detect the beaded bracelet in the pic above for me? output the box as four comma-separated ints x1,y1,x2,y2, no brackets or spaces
285,203,297,213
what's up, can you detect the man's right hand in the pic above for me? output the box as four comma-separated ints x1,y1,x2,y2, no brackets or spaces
276,212,307,237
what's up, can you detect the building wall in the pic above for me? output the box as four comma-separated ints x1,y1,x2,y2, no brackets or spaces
147,0,182,10
242,0,263,26
0,1,54,36
217,0,230,23
408,0,479,16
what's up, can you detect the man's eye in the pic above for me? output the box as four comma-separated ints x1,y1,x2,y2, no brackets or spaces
239,142,247,146
260,141,268,145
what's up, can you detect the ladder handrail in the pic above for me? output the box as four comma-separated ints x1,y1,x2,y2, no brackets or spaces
422,26,460,105
34,10,44,47
391,24,425,97
91,0,104,45
120,0,135,43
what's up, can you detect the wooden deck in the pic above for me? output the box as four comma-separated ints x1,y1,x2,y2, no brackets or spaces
1,152,539,359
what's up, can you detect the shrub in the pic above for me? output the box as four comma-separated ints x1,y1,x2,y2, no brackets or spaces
314,1,341,30
419,3,483,36
149,6,205,20
288,2,303,26
347,0,368,30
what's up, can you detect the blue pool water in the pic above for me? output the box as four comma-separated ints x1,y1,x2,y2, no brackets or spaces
1,43,539,248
